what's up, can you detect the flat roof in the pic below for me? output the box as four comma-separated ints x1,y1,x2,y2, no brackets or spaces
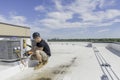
2,42,120,80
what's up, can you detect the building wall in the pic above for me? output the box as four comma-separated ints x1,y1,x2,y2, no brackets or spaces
0,23,30,38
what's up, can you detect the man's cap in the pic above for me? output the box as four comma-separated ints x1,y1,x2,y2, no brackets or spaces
32,32,40,39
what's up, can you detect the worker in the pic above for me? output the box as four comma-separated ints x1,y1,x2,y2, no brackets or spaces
28,32,51,70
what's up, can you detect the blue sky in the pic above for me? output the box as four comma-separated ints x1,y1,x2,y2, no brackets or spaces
0,0,120,39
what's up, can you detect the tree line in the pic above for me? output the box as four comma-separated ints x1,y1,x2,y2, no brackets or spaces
48,38,120,43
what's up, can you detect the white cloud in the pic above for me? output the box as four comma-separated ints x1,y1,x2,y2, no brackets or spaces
0,15,6,22
48,12,72,21
10,15,27,25
99,0,115,9
82,9,120,22
98,29,110,33
34,5,45,11
54,0,63,11
106,9,120,19
0,13,29,27
34,0,120,29
11,16,26,22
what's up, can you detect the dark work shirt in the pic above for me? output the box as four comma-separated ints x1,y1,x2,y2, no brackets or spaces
36,39,51,57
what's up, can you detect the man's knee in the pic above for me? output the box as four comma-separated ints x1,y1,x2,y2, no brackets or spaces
35,50,48,62
35,50,39,53
35,50,42,54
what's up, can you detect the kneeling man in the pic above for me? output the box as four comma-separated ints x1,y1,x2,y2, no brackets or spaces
28,32,51,70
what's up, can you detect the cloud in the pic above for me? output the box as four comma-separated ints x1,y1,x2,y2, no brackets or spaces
0,13,29,27
34,0,120,29
81,9,120,22
54,0,63,11
98,29,110,33
34,5,45,11
0,15,6,22
48,12,72,21
99,0,115,9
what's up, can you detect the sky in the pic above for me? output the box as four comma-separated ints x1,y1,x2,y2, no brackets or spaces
0,0,120,39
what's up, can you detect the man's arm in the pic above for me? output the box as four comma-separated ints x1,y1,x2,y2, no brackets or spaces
26,46,36,55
